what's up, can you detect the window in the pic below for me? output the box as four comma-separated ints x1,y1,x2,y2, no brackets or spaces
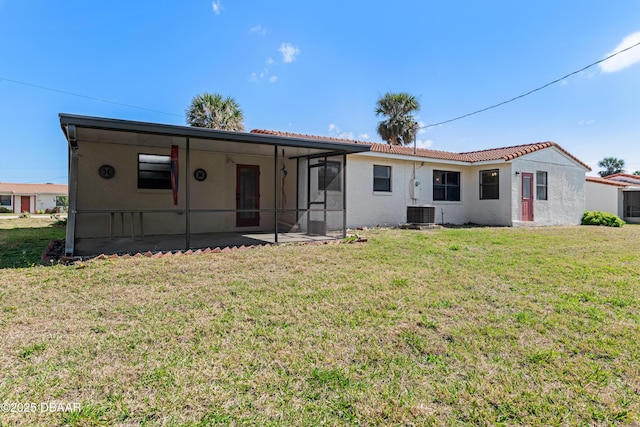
318,160,341,192
433,170,460,201
0,195,11,206
480,169,499,200
536,171,548,200
373,165,391,192
138,154,172,189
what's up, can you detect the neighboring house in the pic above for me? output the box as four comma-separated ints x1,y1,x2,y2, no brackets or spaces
253,130,591,228
59,114,591,256
0,182,68,214
585,175,640,223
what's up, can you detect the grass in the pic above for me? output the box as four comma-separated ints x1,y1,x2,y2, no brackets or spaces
0,217,66,269
0,224,639,425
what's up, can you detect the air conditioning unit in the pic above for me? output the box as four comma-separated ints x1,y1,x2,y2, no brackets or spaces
407,205,435,224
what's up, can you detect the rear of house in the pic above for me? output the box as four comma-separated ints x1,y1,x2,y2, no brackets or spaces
0,183,68,214
255,132,590,228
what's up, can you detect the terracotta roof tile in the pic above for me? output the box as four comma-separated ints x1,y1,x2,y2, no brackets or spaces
586,176,629,187
0,182,68,195
602,173,640,185
250,129,591,170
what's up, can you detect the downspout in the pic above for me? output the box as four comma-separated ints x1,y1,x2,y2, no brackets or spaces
65,125,79,256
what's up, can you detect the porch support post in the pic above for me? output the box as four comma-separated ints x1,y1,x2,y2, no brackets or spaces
185,137,191,250
274,145,279,243
342,153,347,238
65,125,79,256
296,157,300,226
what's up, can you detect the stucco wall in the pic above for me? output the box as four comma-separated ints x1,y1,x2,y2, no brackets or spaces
585,181,621,215
510,148,586,226
35,195,58,212
74,140,288,238
345,154,512,227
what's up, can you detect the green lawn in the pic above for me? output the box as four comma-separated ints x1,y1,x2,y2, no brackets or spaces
0,218,66,269
0,225,639,426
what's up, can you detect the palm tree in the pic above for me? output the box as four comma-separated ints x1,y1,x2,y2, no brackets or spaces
186,92,245,131
597,157,625,177
375,92,421,145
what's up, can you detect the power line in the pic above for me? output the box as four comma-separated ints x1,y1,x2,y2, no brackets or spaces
0,77,182,118
422,40,640,129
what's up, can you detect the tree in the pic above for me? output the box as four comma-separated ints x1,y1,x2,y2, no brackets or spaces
375,92,420,145
634,170,640,176
186,92,245,131
597,157,625,177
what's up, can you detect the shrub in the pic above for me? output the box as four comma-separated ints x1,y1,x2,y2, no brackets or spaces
0,207,11,213
582,211,625,227
36,209,45,214
45,208,51,214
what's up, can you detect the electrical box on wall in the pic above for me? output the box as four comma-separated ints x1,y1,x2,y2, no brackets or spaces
410,179,421,200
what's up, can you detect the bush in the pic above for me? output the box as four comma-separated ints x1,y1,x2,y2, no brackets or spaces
0,207,11,213
582,211,625,227
36,209,45,214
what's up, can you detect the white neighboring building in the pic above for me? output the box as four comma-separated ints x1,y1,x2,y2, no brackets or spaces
0,183,68,213
585,174,640,223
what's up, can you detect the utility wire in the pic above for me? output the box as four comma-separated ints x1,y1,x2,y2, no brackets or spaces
422,40,640,129
0,77,182,118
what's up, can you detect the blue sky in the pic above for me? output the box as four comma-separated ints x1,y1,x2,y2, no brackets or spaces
1,1,639,184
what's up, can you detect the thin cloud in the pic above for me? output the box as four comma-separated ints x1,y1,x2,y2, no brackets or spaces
211,1,222,15
249,24,267,36
269,76,278,83
279,43,300,63
328,124,367,141
416,139,433,149
578,119,595,126
599,31,640,73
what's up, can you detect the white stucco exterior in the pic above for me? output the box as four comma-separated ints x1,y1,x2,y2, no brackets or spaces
510,147,586,226
585,180,622,215
344,146,587,228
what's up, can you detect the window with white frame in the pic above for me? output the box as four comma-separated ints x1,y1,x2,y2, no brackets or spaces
536,171,548,200
433,170,460,201
479,169,499,200
0,195,11,206
373,165,391,192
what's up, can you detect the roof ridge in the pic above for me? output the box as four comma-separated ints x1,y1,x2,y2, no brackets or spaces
250,129,590,170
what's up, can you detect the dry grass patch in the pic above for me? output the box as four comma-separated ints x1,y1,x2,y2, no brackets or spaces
0,226,639,425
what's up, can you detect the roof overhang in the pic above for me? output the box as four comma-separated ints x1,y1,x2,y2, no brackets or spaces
59,114,371,158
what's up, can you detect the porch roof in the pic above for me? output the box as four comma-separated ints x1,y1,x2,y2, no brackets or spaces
59,114,371,156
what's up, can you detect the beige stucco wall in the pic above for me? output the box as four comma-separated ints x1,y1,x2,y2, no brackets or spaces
74,140,294,238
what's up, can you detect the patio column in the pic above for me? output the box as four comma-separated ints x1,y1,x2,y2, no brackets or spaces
274,145,278,243
342,153,347,238
185,137,191,250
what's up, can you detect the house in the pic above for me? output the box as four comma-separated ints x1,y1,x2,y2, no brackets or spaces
0,182,68,214
585,174,640,223
253,130,591,228
59,114,591,256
